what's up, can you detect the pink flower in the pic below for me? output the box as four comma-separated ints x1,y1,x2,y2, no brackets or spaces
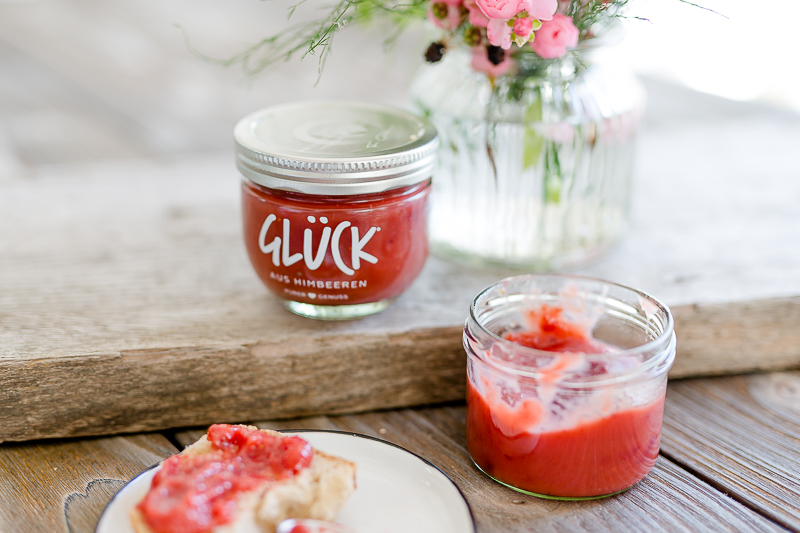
427,3,463,30
487,18,512,50
529,13,579,59
474,0,556,21
475,0,528,21
513,17,533,37
464,0,489,27
471,46,513,77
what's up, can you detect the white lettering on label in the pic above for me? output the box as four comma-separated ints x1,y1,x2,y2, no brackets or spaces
282,219,302,267
331,221,353,276
260,214,380,276
269,271,290,284
258,214,280,266
304,225,331,270
351,226,378,270
290,278,368,289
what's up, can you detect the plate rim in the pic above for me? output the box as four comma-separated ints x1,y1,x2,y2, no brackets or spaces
95,428,477,533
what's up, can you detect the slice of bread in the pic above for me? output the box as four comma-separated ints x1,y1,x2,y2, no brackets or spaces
130,426,356,533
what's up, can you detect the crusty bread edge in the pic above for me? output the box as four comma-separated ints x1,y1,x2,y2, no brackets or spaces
130,506,153,533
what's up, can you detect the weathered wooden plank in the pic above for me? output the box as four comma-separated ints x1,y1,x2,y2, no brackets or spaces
0,433,176,533
3,293,799,443
1,0,799,444
0,329,466,442
175,404,786,532
1,144,799,441
670,297,800,378
661,371,800,531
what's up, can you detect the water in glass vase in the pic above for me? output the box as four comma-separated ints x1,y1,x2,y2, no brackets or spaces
410,48,645,270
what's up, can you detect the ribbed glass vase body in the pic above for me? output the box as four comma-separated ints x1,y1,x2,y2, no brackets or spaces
410,49,645,270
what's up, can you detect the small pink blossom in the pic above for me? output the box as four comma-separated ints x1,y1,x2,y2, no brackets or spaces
513,17,534,38
526,0,558,21
487,18,512,50
464,0,489,27
469,9,490,28
529,13,579,59
546,122,575,144
427,3,462,30
471,46,513,77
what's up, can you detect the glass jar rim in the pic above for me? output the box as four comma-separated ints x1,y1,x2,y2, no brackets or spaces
467,274,675,384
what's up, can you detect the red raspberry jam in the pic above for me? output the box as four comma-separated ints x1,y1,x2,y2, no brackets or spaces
137,425,312,533
465,275,676,499
235,102,438,319
467,376,664,498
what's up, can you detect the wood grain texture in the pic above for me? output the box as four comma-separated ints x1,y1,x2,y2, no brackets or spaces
175,405,786,533
661,371,800,531
670,297,800,378
0,329,465,442
0,433,176,533
0,150,799,441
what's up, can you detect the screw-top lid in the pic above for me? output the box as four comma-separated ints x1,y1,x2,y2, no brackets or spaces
234,101,439,196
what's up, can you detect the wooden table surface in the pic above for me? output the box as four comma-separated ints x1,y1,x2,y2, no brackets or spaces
2,374,799,533
1,1,799,532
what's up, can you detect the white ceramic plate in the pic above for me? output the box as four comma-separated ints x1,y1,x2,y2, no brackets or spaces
96,430,476,533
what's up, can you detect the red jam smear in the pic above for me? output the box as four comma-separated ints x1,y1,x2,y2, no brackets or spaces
503,305,616,355
137,425,313,533
242,180,429,306
466,305,665,498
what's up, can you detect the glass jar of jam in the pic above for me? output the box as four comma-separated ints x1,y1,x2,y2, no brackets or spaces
235,102,438,320
464,274,676,500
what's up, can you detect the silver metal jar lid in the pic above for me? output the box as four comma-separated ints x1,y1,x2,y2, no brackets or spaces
234,101,439,196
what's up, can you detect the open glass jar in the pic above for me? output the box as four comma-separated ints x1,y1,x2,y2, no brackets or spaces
464,274,675,499
235,102,438,319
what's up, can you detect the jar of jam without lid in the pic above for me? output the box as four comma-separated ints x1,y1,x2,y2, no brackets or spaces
464,274,676,500
235,101,438,320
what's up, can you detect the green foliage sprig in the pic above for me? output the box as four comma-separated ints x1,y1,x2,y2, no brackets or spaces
187,0,428,79
563,0,631,39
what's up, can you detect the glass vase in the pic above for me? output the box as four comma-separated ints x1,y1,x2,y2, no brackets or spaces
409,47,645,270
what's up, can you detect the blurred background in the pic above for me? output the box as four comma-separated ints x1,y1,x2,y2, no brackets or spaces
607,0,800,108
0,0,796,177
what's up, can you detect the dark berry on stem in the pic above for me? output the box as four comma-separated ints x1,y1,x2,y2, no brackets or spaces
432,2,448,19
487,45,505,66
464,26,482,46
425,41,446,63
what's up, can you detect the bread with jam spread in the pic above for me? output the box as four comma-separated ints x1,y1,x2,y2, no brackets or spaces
130,425,356,533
